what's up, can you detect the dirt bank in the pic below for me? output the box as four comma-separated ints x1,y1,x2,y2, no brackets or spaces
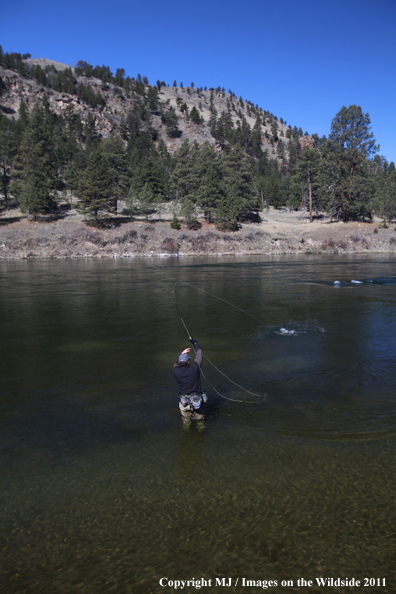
1,207,395,259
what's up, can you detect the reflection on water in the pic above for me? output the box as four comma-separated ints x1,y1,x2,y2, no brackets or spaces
1,255,396,593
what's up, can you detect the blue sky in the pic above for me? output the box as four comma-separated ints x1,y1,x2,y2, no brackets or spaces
2,0,395,162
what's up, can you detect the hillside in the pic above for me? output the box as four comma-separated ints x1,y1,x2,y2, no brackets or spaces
0,57,308,157
0,48,394,256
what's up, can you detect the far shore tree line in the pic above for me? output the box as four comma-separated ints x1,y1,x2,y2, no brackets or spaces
0,48,395,230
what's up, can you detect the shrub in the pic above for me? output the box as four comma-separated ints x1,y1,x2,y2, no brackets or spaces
320,237,337,250
161,238,179,253
374,227,378,234
122,229,137,242
180,198,199,229
191,236,208,251
243,212,262,224
170,215,181,230
350,235,360,243
186,220,202,230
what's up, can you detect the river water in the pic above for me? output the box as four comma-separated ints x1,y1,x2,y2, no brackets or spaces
1,255,396,593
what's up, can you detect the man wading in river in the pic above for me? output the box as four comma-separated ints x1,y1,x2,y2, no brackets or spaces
173,337,207,420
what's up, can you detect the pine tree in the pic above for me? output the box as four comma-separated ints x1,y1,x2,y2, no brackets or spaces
287,138,300,172
382,170,396,222
194,144,223,222
156,136,170,163
271,120,279,143
276,139,285,160
170,140,194,201
0,118,14,209
64,161,80,203
208,109,217,133
78,151,114,218
13,101,29,147
165,107,181,138
221,144,253,212
265,177,282,208
180,197,199,228
368,165,394,217
134,182,157,221
292,147,321,221
180,102,189,124
134,156,165,197
323,105,379,221
251,116,263,159
280,174,297,211
170,213,181,229
11,103,56,217
101,133,129,205
233,115,251,151
18,171,53,217
287,174,303,211
147,86,159,113
189,106,201,124
84,112,100,156
215,193,240,231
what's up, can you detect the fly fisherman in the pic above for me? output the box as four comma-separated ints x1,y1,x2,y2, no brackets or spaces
173,337,208,420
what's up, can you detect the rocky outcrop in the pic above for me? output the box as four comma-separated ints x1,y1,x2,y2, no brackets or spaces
299,136,315,149
0,65,127,137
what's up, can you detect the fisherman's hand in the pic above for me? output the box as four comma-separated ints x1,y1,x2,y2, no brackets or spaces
189,337,197,345
182,348,191,354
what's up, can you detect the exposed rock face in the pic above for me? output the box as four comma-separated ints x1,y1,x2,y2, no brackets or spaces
299,136,315,149
0,65,125,138
0,59,313,157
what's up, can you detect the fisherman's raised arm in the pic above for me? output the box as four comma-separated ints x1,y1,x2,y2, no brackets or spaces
173,347,191,369
190,336,203,368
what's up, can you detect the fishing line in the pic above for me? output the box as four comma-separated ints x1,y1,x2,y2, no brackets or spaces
173,281,265,326
173,281,267,403
200,367,245,403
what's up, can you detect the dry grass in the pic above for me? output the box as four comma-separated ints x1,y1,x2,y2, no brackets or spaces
1,206,396,258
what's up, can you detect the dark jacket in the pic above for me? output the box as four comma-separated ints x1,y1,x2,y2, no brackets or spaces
173,342,203,395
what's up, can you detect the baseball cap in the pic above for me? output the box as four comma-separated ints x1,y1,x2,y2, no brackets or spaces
178,353,191,364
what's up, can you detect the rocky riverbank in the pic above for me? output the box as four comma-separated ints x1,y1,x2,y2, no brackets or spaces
1,207,395,259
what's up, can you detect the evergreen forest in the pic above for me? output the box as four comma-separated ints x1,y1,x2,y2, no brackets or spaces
0,47,395,229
